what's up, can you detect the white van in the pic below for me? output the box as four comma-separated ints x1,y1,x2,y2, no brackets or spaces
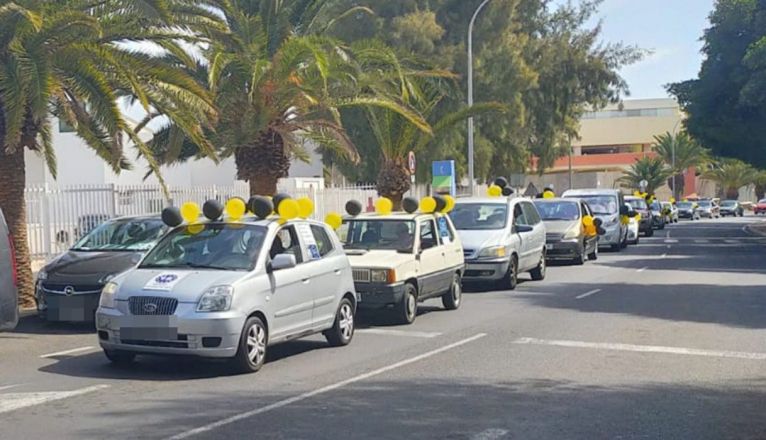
450,197,546,289
562,189,628,251
0,207,19,331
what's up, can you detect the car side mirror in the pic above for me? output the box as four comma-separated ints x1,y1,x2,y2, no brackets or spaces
269,254,297,272
514,224,533,234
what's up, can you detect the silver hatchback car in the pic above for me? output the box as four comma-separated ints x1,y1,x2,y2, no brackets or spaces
96,217,357,373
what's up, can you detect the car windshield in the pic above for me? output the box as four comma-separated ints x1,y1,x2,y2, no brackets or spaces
71,218,167,252
339,220,416,251
140,223,266,271
677,202,693,209
568,195,618,215
449,203,508,230
533,201,580,221
650,202,661,211
699,201,712,207
721,201,736,206
626,199,648,210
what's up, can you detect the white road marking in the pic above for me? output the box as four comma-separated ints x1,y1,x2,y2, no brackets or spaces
471,428,509,440
724,239,739,244
636,266,648,272
661,253,667,258
0,385,109,415
575,289,602,300
167,333,488,440
40,346,96,358
0,384,22,392
356,329,442,338
664,239,678,243
513,338,766,360
694,239,710,244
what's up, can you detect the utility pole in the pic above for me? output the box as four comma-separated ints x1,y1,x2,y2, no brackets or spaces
467,0,492,196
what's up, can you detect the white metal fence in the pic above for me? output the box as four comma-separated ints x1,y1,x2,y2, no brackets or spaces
24,182,435,260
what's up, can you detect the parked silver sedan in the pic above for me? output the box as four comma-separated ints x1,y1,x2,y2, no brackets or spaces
96,218,357,373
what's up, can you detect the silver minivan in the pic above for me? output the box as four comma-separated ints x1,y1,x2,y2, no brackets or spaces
562,189,628,251
0,207,19,331
96,217,357,373
450,197,547,289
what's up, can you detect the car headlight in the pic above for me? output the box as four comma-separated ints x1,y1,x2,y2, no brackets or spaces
99,282,119,309
37,270,47,282
99,273,116,284
605,215,618,226
370,269,395,284
563,226,580,240
478,246,506,258
197,285,234,312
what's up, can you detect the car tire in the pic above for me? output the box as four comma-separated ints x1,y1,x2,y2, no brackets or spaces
441,273,462,310
645,228,654,237
499,255,519,290
104,349,136,365
587,243,598,261
231,316,268,374
611,243,622,252
396,283,418,325
325,298,355,347
573,246,586,265
659,221,665,230
530,251,547,280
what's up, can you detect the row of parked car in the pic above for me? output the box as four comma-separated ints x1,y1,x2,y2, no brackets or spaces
0,189,712,372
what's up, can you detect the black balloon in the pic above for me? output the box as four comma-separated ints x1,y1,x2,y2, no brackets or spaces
161,207,183,227
593,218,603,227
502,187,514,196
203,199,224,220
345,200,363,216
402,197,419,214
434,195,447,212
493,177,509,188
272,193,291,212
597,227,606,236
248,196,273,219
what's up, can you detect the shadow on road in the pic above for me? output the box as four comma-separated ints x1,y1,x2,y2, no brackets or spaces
7,315,95,336
71,378,766,439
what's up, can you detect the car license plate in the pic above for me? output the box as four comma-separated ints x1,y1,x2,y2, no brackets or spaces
120,327,178,340
545,244,553,250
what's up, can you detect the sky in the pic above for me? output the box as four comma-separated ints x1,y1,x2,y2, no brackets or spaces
590,0,716,99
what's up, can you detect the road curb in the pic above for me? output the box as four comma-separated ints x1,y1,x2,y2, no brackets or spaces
743,220,766,237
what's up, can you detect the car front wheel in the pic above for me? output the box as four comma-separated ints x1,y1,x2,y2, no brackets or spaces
588,243,598,260
530,251,547,280
325,298,355,346
441,273,462,310
396,283,418,325
231,316,268,374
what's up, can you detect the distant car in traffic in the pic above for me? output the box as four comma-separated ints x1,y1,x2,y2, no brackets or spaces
697,199,720,219
562,189,628,251
677,201,701,220
533,198,599,264
661,202,679,224
719,200,744,217
625,203,640,245
97,217,357,373
625,196,653,237
755,199,766,215
36,216,168,323
452,197,546,289
0,207,19,331
649,201,666,230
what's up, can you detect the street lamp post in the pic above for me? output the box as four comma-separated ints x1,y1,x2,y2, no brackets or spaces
467,0,492,196
671,119,682,200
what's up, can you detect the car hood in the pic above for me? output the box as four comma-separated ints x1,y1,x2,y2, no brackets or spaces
44,251,140,285
541,220,579,234
455,229,508,251
345,250,415,270
114,269,246,302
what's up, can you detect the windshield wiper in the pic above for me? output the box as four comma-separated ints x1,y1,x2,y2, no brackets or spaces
140,262,235,271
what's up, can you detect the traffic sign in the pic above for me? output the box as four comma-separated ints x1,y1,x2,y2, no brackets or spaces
408,151,416,174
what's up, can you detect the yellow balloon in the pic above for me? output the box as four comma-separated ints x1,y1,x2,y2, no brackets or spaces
375,197,393,215
297,197,314,218
543,190,555,199
420,196,437,213
187,223,204,235
621,215,630,225
325,212,343,230
586,224,597,236
487,185,502,197
443,195,456,213
225,198,246,220
670,197,676,204
278,198,300,220
180,202,200,223
582,215,594,227
633,190,641,197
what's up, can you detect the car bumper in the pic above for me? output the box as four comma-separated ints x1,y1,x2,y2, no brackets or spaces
96,304,244,358
38,292,100,323
463,259,511,281
639,219,652,232
598,226,622,246
627,227,639,241
356,283,407,309
545,240,583,260
699,211,714,218
678,211,694,218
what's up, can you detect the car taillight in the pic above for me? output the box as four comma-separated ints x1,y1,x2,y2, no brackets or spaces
8,234,18,287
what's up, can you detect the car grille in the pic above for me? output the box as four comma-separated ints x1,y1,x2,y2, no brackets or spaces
546,233,564,243
128,296,178,316
41,283,103,295
120,339,188,348
463,249,476,259
352,269,370,283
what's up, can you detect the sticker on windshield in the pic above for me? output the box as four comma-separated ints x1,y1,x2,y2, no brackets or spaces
143,272,188,291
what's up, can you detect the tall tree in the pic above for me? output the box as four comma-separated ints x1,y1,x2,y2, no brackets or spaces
668,0,766,168
703,158,758,199
619,156,672,195
0,0,217,306
652,131,710,196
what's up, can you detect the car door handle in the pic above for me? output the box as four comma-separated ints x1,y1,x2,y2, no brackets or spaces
334,269,342,275
302,278,311,284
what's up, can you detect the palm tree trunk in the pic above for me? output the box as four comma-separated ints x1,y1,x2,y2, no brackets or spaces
725,187,739,200
235,130,290,197
377,158,411,210
0,146,35,308
248,174,278,197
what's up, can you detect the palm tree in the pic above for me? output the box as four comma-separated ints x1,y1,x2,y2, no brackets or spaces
146,1,427,196
619,156,672,195
0,0,217,306
652,131,709,197
703,159,758,200
755,170,766,200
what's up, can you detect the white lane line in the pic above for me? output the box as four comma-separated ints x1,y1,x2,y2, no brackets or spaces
724,239,739,244
356,329,442,338
664,239,678,243
40,346,96,358
661,253,667,258
471,428,509,440
636,266,648,272
694,239,710,244
167,333,488,440
513,338,766,360
0,385,109,415
0,384,22,392
575,289,602,300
